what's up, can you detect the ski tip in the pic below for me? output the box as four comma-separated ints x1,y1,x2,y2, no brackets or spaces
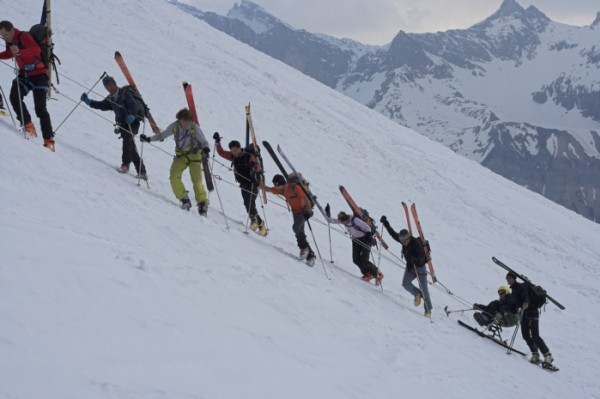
182,81,189,87
114,51,121,57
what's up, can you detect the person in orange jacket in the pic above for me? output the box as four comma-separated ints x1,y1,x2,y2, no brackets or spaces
0,21,54,150
262,174,315,266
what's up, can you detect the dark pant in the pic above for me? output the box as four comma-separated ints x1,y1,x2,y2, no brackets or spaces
10,75,53,140
241,183,260,221
352,238,378,276
292,212,309,249
116,122,145,174
521,310,549,354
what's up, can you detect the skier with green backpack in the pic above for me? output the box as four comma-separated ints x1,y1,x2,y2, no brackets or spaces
140,108,210,216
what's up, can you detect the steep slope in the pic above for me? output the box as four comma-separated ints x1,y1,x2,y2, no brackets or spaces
1,0,600,398
174,0,600,224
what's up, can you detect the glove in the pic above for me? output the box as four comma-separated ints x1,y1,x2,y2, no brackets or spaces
80,93,92,106
473,304,482,310
212,132,221,143
203,147,210,155
140,134,151,143
125,114,136,125
380,215,387,224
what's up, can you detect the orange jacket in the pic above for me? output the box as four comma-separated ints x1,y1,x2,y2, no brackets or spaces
272,183,311,214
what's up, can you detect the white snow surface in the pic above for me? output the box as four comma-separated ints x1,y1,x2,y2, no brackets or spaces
1,0,600,398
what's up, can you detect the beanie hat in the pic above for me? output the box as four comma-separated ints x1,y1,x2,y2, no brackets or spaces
506,271,517,280
102,76,117,86
398,229,411,241
337,211,349,222
272,174,286,186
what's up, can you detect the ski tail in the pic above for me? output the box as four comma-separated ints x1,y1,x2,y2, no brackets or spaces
114,51,161,133
263,141,288,178
276,144,329,219
245,104,267,203
338,185,389,250
492,257,565,310
402,201,412,236
410,203,437,283
182,82,214,192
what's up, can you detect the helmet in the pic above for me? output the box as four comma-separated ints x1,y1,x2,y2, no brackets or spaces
272,174,286,186
498,286,510,295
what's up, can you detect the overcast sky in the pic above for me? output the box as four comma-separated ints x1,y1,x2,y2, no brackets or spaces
181,0,599,45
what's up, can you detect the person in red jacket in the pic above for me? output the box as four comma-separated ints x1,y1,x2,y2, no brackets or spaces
0,20,54,151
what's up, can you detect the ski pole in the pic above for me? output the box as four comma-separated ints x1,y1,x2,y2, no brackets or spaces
507,309,523,355
13,60,25,137
54,72,107,134
325,203,334,263
306,220,330,281
443,306,476,316
0,85,16,127
136,122,150,189
210,163,230,230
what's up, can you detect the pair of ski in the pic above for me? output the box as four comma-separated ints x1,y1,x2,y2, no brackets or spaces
457,321,559,371
402,202,437,283
113,52,215,192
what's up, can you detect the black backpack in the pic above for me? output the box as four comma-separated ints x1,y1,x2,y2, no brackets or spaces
525,282,547,308
122,85,151,119
19,24,60,81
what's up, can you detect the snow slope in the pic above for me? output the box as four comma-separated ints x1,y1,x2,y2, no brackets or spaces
1,0,599,398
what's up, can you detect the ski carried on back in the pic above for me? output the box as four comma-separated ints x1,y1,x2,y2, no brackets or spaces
338,186,388,250
402,202,413,236
245,104,267,203
182,82,214,192
492,257,564,310
114,51,161,134
262,141,288,178
276,144,329,219
409,203,436,283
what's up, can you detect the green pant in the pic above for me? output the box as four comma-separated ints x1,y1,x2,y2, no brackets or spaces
169,153,208,205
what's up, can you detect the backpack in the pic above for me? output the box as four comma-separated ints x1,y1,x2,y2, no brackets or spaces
351,208,377,246
19,24,60,82
287,172,314,207
419,237,432,261
122,85,151,119
525,282,547,308
244,143,264,170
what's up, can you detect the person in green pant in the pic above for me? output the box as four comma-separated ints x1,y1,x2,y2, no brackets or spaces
140,108,210,215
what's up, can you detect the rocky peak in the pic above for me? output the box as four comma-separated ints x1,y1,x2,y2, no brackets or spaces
227,0,285,34
493,0,525,18
592,12,600,27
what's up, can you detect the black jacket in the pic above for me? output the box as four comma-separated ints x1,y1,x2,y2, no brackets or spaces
382,220,427,268
474,293,518,316
90,87,140,124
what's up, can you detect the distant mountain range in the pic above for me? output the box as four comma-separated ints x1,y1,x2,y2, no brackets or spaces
170,0,600,223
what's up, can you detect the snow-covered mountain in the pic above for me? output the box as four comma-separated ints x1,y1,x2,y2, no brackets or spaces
2,0,600,398
174,0,600,224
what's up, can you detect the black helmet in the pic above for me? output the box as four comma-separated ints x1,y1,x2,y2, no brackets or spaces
272,174,286,186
